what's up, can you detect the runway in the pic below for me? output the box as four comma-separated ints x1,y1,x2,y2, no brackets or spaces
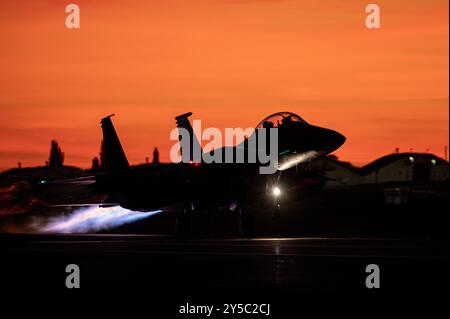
0,234,447,298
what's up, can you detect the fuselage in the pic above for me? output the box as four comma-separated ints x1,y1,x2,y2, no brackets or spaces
93,112,346,212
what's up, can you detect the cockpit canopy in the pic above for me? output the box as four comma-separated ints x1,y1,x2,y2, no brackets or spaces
256,112,308,129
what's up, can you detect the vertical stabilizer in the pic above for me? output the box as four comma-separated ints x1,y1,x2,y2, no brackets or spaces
175,112,202,162
100,114,130,171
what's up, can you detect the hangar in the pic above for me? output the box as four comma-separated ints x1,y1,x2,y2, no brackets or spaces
315,152,449,186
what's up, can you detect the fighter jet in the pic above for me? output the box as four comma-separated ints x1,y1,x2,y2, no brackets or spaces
46,111,345,234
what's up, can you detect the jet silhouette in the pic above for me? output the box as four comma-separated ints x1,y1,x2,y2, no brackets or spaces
47,112,345,235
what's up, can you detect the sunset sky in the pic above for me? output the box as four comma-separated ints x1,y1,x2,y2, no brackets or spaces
0,0,448,170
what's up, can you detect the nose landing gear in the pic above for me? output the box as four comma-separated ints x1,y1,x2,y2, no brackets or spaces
272,203,280,220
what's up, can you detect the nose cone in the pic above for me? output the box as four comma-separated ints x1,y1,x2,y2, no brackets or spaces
312,126,346,154
328,130,346,152
278,123,346,156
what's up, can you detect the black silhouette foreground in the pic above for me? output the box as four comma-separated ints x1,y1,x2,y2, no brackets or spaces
40,112,345,235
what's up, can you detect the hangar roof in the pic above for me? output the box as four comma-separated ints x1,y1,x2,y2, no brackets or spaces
359,153,448,175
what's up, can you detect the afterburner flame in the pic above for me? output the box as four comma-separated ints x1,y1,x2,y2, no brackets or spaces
42,206,162,234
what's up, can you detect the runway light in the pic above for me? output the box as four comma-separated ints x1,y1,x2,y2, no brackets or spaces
273,187,281,197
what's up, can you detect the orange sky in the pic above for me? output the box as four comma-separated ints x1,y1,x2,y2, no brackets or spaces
0,0,448,170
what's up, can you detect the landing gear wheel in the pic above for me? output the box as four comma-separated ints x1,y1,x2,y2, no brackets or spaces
239,205,254,238
272,203,280,220
176,202,193,237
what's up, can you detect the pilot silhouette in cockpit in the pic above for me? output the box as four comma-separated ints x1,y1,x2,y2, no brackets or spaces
262,120,274,129
281,115,294,128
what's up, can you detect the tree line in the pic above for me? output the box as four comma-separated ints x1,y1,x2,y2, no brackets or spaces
23,140,160,170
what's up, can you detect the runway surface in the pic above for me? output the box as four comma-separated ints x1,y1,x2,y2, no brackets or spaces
0,234,447,298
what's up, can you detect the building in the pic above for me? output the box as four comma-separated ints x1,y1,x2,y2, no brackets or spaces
311,156,361,186
312,153,448,205
359,153,449,185
314,153,449,187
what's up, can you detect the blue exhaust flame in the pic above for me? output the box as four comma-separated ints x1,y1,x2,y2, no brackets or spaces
42,206,162,233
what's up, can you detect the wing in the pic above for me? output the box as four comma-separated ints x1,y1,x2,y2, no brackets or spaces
44,176,97,186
